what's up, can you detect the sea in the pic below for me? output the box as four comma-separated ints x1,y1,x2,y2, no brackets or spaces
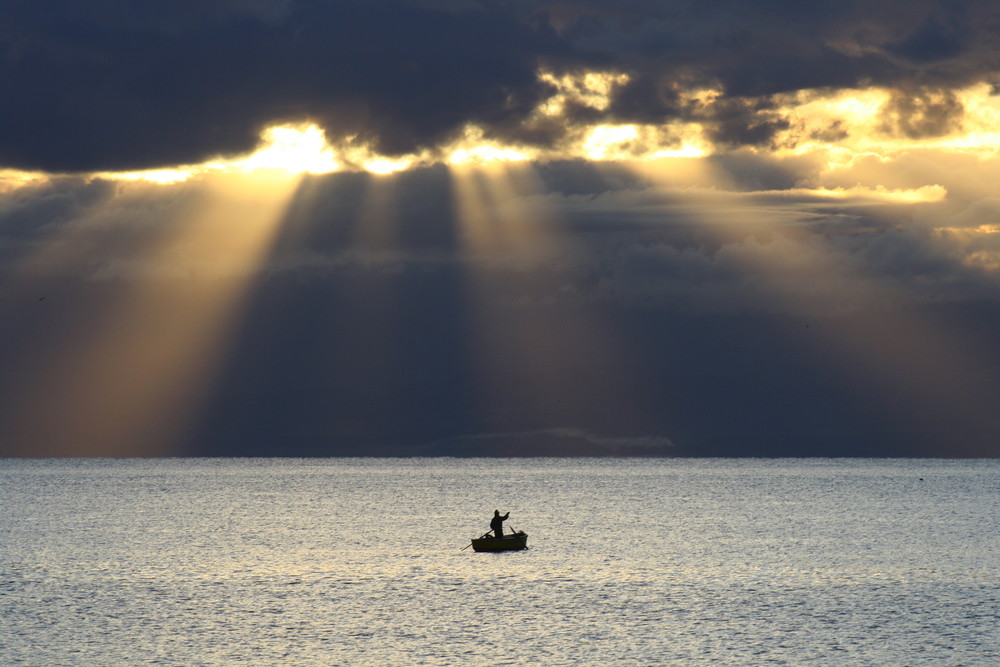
1,458,997,665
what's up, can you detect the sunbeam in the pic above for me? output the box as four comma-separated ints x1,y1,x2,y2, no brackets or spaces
625,157,1000,454
0,171,300,456
447,161,665,445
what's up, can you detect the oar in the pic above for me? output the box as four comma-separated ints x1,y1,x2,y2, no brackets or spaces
461,530,493,551
507,525,528,549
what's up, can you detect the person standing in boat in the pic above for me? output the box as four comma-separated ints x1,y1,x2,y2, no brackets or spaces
490,510,509,538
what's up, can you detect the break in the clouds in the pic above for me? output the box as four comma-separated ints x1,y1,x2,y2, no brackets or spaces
3,0,1000,172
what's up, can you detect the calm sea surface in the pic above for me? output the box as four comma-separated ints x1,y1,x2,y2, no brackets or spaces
1,458,997,665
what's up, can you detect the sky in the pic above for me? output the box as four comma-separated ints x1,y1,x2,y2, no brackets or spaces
2,0,1000,457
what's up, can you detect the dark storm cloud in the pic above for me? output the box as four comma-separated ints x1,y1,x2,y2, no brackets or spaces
0,0,557,172
702,98,791,149
492,0,910,148
878,86,965,138
885,12,969,64
501,0,1000,144
4,1,1000,172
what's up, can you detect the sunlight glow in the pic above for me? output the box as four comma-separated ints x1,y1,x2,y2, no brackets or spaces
678,86,724,111
102,124,340,184
108,168,196,185
776,84,1000,161
537,70,630,116
788,185,948,203
238,124,340,174
336,140,427,175
935,224,1000,272
61,78,1000,187
648,142,709,159
584,125,640,160
447,126,533,166
362,157,414,175
0,169,48,192
825,89,887,122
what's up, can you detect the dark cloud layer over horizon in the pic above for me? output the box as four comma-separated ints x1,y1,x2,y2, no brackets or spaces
3,0,1000,172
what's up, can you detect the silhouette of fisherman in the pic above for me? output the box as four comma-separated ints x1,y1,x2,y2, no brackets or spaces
490,509,509,538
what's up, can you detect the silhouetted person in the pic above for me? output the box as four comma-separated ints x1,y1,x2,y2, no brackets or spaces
490,510,509,538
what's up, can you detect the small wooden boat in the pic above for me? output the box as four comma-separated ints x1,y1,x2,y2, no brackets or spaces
470,531,528,552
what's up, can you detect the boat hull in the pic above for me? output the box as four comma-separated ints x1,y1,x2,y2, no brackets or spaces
471,532,528,552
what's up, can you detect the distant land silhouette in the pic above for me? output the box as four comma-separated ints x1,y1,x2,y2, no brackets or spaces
421,428,675,457
183,424,994,458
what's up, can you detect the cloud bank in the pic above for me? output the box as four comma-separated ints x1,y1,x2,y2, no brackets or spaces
3,1,1000,172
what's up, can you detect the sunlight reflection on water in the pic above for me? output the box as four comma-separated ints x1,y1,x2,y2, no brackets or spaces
1,458,997,665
